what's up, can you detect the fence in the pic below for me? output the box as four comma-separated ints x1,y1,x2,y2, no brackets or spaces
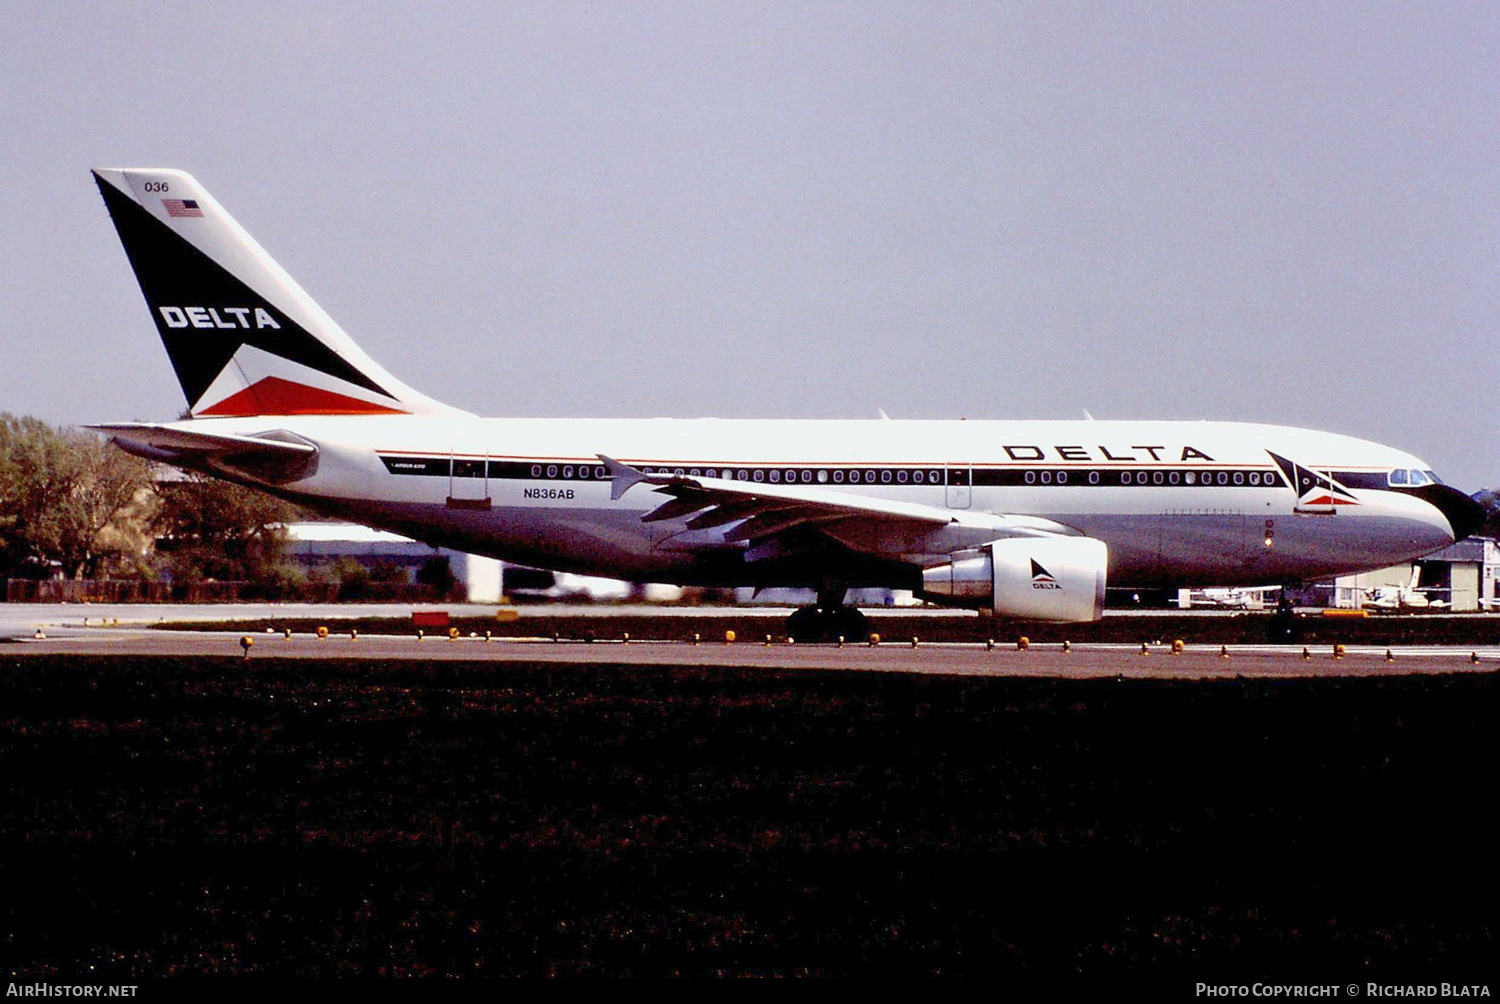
4,579,453,604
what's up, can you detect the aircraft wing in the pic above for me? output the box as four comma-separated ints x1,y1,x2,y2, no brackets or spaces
599,455,1079,550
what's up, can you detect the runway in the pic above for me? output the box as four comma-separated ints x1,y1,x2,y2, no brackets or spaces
9,626,1497,678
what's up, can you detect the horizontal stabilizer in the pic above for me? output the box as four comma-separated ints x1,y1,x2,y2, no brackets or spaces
88,422,317,460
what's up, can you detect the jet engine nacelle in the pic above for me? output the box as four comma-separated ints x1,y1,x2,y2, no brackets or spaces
918,537,1108,622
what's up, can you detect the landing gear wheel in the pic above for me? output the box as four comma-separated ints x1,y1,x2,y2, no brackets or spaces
830,606,869,643
785,605,870,643
786,605,824,642
1267,586,1300,644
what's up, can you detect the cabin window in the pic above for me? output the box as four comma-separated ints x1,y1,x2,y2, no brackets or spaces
1088,471,1099,485
1025,471,1036,484
1153,471,1164,485
531,465,542,477
546,465,558,478
1040,471,1052,484
1185,471,1196,484
880,470,892,484
753,470,764,482
817,470,828,483
833,470,844,483
913,471,924,484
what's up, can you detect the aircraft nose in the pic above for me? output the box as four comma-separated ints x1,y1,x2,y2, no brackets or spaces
1429,485,1487,542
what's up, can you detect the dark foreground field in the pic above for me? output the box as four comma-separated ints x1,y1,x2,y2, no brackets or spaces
2,655,1496,977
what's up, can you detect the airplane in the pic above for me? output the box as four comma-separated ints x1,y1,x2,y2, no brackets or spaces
1354,567,1451,612
86,168,1486,640
1170,585,1281,610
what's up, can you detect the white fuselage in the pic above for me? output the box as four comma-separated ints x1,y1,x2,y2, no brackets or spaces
188,415,1462,591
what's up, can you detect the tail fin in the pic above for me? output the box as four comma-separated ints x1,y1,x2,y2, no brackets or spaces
92,168,462,418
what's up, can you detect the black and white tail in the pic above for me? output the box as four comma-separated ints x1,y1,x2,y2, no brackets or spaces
93,168,460,418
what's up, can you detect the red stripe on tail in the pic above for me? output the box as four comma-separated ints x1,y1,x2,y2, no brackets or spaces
198,376,408,416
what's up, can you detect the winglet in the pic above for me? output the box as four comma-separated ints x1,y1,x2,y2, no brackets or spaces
598,454,649,501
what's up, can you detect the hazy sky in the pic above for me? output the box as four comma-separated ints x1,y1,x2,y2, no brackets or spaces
3,2,1496,487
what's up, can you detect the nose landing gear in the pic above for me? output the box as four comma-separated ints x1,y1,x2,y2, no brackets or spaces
1266,587,1302,643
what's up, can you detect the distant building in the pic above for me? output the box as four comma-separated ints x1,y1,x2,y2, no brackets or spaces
1331,537,1499,611
282,522,501,603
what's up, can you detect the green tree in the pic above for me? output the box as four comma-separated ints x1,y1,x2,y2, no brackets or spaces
0,414,157,578
150,472,304,586
1472,488,1500,539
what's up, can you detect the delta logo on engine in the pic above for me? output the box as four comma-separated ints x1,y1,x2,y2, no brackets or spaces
1031,559,1061,590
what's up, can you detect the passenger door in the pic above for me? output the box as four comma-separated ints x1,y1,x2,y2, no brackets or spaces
945,462,971,509
446,442,491,510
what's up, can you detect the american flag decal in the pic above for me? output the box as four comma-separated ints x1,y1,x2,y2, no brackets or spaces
162,198,203,218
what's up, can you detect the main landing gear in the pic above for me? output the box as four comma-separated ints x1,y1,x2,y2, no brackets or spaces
785,585,869,642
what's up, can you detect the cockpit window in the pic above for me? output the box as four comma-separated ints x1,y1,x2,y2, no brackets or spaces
1391,469,1442,488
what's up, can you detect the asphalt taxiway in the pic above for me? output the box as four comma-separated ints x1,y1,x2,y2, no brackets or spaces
5,601,1497,678
8,627,1495,678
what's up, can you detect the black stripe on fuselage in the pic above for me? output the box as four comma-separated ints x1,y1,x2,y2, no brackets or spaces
378,455,1293,490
